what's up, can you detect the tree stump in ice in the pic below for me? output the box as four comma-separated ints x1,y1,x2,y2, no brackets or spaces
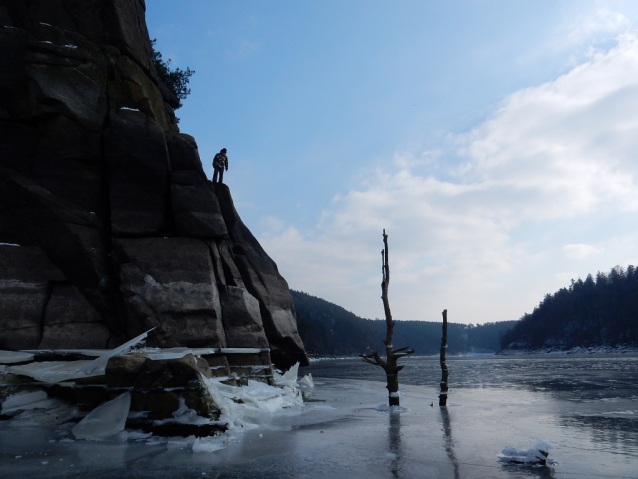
360,230,414,406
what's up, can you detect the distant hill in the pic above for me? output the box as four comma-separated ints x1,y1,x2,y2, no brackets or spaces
501,265,638,351
290,290,516,356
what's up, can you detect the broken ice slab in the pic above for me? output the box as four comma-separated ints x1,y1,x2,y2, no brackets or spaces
299,373,314,389
273,361,299,387
9,360,106,383
79,328,154,375
0,350,34,364
72,392,131,440
499,438,559,465
1,389,71,418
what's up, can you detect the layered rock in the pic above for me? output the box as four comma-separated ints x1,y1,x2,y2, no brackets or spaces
0,0,308,368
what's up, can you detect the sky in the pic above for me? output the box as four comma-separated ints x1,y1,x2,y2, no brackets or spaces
146,1,638,325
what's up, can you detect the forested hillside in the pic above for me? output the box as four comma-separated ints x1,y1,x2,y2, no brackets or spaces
291,290,515,356
501,265,638,351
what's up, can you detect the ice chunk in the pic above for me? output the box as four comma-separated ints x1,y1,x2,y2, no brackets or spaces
79,329,153,375
273,362,299,387
9,360,104,383
0,350,34,364
299,373,314,389
201,362,304,429
2,390,48,414
499,438,558,465
72,392,131,440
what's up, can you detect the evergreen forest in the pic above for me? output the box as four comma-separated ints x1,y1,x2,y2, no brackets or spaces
500,265,638,351
291,290,516,357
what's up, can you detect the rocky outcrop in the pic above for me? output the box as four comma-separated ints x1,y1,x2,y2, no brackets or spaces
0,0,308,368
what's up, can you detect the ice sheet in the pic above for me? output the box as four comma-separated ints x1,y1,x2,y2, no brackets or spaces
72,392,131,440
9,360,106,383
0,350,34,364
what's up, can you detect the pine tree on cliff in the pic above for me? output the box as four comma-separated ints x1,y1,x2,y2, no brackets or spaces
151,39,194,109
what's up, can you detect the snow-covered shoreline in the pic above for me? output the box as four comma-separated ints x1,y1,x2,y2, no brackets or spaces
497,345,638,357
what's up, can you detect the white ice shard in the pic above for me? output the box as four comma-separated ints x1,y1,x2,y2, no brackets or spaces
79,328,154,375
8,329,153,383
298,373,314,389
0,350,34,364
9,360,104,383
1,390,56,415
499,438,558,465
202,362,304,429
273,361,299,387
72,392,131,440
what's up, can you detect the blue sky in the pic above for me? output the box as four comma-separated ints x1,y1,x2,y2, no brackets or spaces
147,1,638,325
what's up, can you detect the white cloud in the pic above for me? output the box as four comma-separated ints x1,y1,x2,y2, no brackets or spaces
562,244,602,260
236,39,260,58
260,31,638,324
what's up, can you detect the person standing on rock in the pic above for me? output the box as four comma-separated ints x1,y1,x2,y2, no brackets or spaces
212,148,228,183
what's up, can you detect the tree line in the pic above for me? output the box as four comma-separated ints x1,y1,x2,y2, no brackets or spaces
291,290,515,356
500,265,638,351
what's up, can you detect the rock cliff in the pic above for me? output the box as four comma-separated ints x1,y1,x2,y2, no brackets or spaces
0,0,308,368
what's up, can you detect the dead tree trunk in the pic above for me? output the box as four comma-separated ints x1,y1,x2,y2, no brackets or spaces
439,309,449,406
360,230,415,406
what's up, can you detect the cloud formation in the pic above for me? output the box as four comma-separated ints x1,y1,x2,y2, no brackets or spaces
260,32,638,324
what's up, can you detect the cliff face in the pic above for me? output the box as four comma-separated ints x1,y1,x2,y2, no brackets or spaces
0,0,308,368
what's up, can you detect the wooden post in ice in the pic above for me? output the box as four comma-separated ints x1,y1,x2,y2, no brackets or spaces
360,230,415,406
439,309,449,406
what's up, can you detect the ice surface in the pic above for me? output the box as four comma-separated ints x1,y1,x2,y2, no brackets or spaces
2,356,638,479
0,350,34,364
72,392,131,441
192,437,227,453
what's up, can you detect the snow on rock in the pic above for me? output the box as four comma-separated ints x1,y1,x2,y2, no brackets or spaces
72,392,131,440
499,438,558,466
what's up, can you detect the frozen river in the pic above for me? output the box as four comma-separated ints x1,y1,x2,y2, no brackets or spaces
1,355,638,478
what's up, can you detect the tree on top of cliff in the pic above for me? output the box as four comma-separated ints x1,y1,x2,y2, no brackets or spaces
151,40,195,109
